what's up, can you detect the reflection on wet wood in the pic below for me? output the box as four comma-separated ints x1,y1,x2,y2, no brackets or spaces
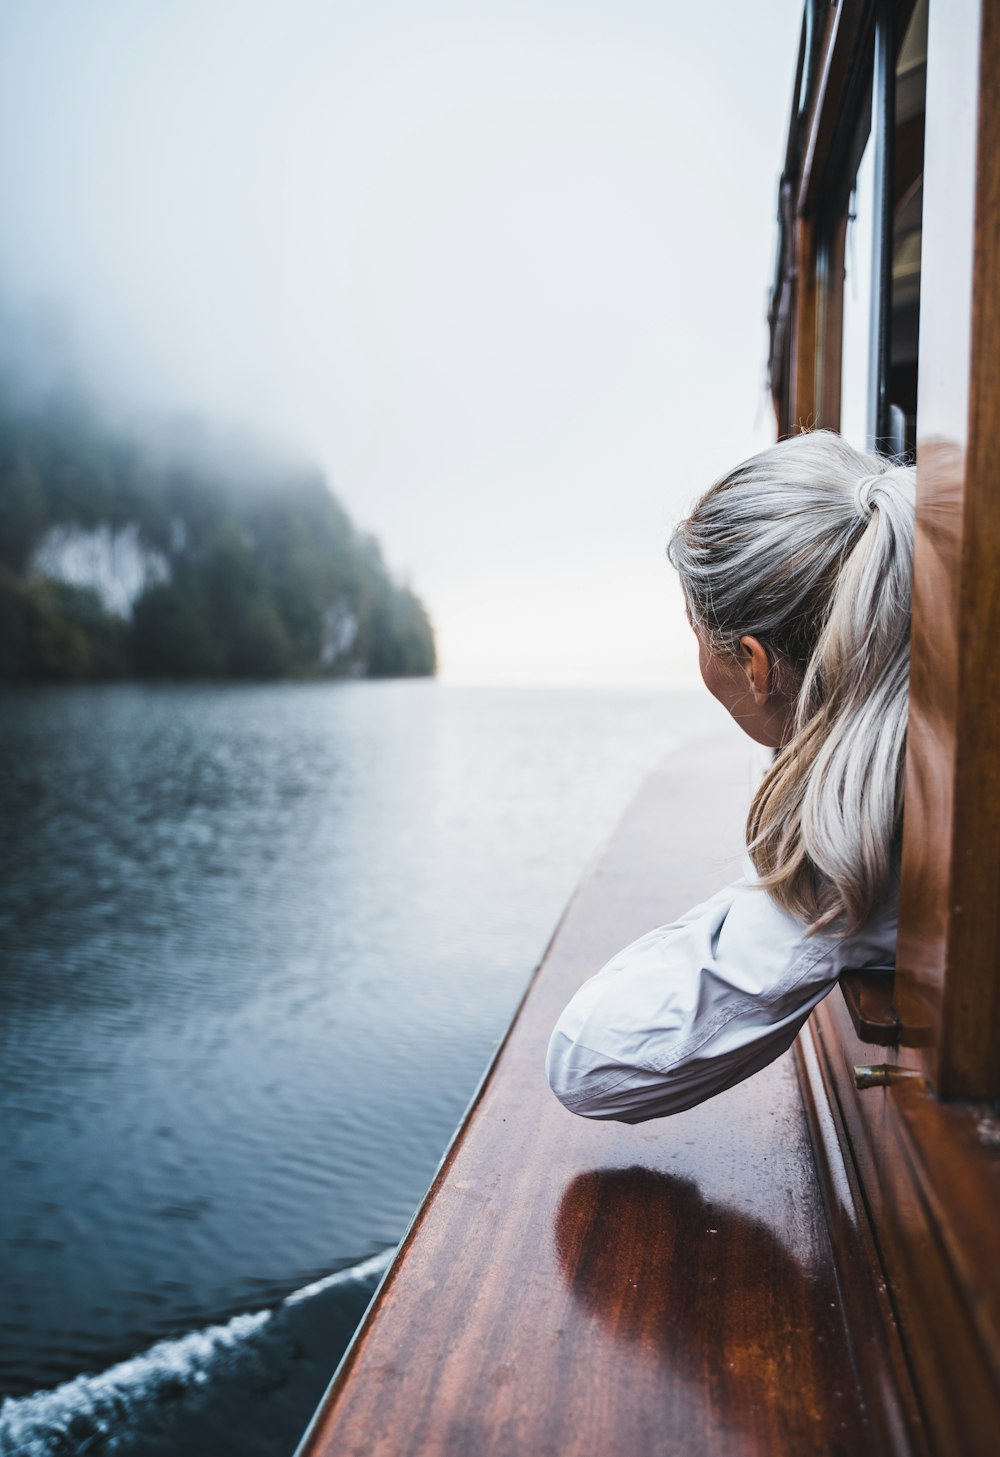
297,734,879,1457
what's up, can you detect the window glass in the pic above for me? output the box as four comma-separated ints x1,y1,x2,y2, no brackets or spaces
839,0,927,458
887,0,927,457
840,129,876,450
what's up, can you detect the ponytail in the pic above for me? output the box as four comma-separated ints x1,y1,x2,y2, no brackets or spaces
668,431,915,935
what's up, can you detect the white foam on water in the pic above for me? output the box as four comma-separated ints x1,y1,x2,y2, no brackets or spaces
0,1248,395,1457
284,1248,392,1306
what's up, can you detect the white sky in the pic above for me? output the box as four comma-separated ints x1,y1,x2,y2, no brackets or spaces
0,0,803,686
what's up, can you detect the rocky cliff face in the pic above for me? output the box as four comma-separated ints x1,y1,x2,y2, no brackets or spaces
29,524,170,618
2,391,436,680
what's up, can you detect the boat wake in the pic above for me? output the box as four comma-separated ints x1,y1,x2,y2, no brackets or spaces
0,1250,394,1457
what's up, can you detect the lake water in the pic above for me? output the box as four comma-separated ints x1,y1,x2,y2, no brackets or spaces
0,680,718,1457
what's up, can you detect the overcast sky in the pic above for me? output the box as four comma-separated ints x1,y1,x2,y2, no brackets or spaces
0,0,803,686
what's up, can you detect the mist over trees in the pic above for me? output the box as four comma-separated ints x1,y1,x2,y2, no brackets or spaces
0,371,436,683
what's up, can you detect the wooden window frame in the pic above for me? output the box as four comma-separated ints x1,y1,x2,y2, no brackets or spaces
773,1,1000,1446
793,0,1000,1102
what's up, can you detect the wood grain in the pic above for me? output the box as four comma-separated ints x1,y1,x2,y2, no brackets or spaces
896,0,1000,1097
839,968,901,1046
797,0,870,218
805,994,1000,1456
763,3,1000,1451
296,734,875,1457
789,215,820,431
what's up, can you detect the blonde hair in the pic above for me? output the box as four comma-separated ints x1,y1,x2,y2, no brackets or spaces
667,430,915,935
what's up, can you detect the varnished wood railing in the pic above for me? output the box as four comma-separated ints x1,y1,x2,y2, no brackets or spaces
295,732,896,1457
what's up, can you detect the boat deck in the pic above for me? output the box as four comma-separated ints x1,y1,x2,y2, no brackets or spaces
297,733,874,1456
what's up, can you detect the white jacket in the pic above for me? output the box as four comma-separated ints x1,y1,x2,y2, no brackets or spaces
545,872,897,1122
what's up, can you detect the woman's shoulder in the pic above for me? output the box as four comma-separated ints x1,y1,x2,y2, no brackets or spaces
718,870,898,978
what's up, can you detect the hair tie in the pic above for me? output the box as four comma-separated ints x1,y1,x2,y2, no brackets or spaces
854,473,882,521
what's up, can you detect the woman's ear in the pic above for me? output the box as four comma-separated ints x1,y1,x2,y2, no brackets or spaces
738,635,773,705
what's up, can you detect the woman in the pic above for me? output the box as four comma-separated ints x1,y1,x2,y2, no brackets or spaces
546,429,915,1121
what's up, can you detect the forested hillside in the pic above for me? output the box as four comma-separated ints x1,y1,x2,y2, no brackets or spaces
0,383,436,682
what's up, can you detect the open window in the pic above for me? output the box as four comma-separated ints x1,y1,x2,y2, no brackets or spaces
767,1,1000,1444
814,0,927,456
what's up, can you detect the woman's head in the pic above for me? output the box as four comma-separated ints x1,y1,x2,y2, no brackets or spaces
668,429,916,934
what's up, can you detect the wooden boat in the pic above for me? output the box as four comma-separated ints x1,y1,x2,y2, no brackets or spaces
296,2,1000,1451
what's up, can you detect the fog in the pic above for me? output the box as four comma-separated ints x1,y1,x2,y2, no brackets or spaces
0,0,803,685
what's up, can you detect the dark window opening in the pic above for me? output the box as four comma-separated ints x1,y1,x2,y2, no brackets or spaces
887,0,927,458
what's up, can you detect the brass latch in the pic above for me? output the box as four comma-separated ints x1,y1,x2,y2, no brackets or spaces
853,1064,925,1090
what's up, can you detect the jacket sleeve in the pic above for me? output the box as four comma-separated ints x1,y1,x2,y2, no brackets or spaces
544,878,895,1123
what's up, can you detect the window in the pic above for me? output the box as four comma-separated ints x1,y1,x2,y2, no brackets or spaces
822,0,928,456
887,0,927,457
841,124,876,449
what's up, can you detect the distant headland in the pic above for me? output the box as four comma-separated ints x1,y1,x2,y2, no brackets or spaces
0,382,436,683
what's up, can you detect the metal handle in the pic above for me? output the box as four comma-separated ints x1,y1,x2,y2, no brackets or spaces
854,1064,925,1090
